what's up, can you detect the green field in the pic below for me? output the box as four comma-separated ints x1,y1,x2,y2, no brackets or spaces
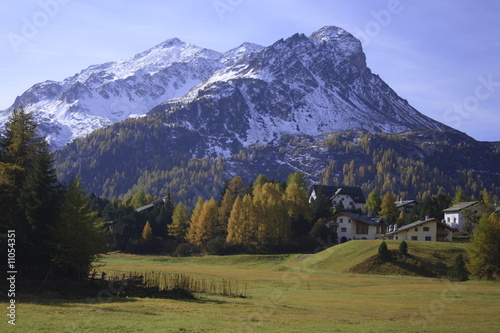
4,241,500,332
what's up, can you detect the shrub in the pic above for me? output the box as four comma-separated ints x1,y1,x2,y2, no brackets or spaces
174,243,199,257
448,254,469,281
399,240,408,255
378,241,391,261
205,236,228,255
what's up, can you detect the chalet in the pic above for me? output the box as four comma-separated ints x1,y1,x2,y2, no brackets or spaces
385,217,455,242
309,185,366,211
395,199,418,213
442,201,478,232
325,212,389,243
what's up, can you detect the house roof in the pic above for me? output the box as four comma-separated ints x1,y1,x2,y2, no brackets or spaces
310,185,365,203
386,217,456,235
442,201,479,213
395,200,418,208
327,212,388,227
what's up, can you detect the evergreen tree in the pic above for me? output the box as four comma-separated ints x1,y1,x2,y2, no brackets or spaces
467,213,500,280
399,240,408,255
448,254,469,281
168,202,189,239
0,106,64,279
378,241,391,261
365,189,382,216
380,192,398,224
310,188,333,221
52,178,109,279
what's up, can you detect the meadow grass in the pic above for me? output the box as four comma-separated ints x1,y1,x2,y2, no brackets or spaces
4,241,499,332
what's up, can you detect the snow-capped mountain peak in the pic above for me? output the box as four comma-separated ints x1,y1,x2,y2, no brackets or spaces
1,26,450,150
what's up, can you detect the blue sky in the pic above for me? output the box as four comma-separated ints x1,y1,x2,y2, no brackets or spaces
1,0,499,141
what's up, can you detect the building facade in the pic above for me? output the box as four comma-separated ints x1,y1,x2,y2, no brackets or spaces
325,212,388,243
385,217,454,242
442,201,478,232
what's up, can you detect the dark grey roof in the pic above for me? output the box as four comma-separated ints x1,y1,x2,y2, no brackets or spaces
442,201,478,213
395,200,418,208
311,185,365,203
386,217,455,235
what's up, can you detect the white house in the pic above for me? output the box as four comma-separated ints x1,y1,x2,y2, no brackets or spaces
442,201,478,232
325,212,389,243
309,185,366,211
385,217,455,242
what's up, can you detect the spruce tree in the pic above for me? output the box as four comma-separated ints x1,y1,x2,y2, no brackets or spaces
0,106,62,278
365,189,382,216
52,178,109,279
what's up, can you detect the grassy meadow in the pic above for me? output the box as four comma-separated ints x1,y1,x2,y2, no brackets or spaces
4,241,500,332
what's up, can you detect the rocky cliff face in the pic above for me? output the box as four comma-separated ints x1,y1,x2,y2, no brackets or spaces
2,26,448,151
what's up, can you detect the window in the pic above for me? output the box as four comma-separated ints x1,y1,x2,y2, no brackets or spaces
349,202,354,206
356,225,369,235
339,218,343,223
423,227,430,232
425,236,432,241
411,236,418,241
340,227,347,232
447,217,450,222
395,236,399,240
414,228,418,232
348,219,351,223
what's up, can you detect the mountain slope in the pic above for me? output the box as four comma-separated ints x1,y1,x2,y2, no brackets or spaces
150,27,448,155
0,39,263,148
50,26,500,202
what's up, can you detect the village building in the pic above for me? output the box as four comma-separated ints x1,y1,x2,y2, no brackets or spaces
309,185,366,211
385,217,455,242
325,212,389,243
442,201,479,232
395,199,418,213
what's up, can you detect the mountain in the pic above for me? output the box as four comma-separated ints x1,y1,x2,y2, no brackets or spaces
49,26,500,204
0,38,263,148
149,26,448,156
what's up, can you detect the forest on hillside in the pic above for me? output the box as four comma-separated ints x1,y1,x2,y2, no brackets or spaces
54,115,500,209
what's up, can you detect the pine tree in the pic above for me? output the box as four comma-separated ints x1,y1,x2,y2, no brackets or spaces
365,189,382,216
0,106,63,278
380,192,398,224
52,178,109,279
168,202,189,239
